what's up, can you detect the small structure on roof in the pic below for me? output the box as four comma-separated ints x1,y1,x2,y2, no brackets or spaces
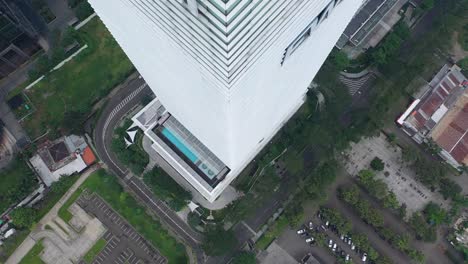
398,64,468,168
30,135,96,186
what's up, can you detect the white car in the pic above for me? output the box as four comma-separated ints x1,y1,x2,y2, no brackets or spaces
297,229,306,235
328,240,333,248
305,237,315,243
362,253,368,262
351,243,356,251
340,234,345,240
308,221,314,229
325,221,330,227
345,254,350,262
332,243,337,251
348,238,352,245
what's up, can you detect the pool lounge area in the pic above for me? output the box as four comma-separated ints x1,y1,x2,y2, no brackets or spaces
154,115,229,187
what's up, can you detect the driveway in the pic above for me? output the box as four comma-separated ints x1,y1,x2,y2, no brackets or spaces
92,74,205,263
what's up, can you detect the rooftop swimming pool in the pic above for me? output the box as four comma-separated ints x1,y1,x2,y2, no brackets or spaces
160,126,218,179
161,127,198,162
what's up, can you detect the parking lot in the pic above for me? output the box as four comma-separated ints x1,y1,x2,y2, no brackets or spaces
277,212,365,264
76,192,166,264
343,133,449,215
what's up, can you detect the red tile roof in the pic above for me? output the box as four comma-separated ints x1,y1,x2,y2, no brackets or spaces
441,81,452,92
411,111,426,129
434,103,468,164
436,125,464,151
436,86,448,99
449,73,460,86
450,133,468,163
82,146,96,166
420,93,443,117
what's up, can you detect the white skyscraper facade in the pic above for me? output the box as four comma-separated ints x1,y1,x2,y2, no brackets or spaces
89,0,364,202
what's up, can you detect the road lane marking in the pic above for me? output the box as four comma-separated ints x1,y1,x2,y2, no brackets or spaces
129,180,201,244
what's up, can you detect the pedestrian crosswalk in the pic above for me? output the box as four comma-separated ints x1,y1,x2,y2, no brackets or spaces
104,82,147,133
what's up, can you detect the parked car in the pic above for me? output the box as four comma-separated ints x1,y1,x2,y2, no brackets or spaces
321,225,327,231
332,243,337,251
3,228,15,239
328,239,333,248
308,221,314,230
348,238,352,245
297,229,306,235
305,237,315,243
362,253,368,262
345,254,350,262
351,243,356,251
325,221,330,227
340,234,345,240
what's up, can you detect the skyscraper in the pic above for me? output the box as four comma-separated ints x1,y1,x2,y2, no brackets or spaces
89,0,364,202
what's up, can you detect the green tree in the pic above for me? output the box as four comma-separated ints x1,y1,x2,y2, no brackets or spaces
367,247,379,261
409,213,437,242
61,26,79,48
75,1,94,20
368,179,388,200
378,227,396,242
459,58,468,71
421,0,435,10
439,178,462,200
203,226,237,256
408,249,425,263
358,170,375,185
402,147,420,164
414,158,447,188
10,207,37,228
395,234,410,252
232,251,256,264
331,51,350,71
62,110,86,135
284,203,304,227
367,208,384,227
382,192,399,209
370,157,385,171
143,168,192,211
376,255,393,264
424,202,447,225
339,186,360,205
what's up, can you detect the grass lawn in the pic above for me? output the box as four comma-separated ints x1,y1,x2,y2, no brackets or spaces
58,169,188,264
0,158,38,213
83,238,106,263
255,215,289,250
20,17,134,139
18,240,44,264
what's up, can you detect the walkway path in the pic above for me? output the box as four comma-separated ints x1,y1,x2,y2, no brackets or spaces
5,165,100,264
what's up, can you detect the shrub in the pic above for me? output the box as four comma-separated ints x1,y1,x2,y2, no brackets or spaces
370,157,385,171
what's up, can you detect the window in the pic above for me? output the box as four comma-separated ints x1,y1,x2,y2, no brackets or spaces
281,0,343,65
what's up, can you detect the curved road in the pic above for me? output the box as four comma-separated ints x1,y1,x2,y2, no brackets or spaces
92,76,205,263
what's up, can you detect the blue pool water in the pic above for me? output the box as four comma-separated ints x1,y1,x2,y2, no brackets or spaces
161,127,198,162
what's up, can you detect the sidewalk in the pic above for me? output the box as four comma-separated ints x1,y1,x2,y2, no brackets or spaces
5,164,100,264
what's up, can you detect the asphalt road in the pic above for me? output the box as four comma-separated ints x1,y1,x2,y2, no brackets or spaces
92,75,206,263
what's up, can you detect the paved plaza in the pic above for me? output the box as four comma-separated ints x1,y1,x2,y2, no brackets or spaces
343,133,449,216
76,192,167,264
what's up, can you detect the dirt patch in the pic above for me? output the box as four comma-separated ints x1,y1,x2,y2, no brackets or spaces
451,32,468,62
